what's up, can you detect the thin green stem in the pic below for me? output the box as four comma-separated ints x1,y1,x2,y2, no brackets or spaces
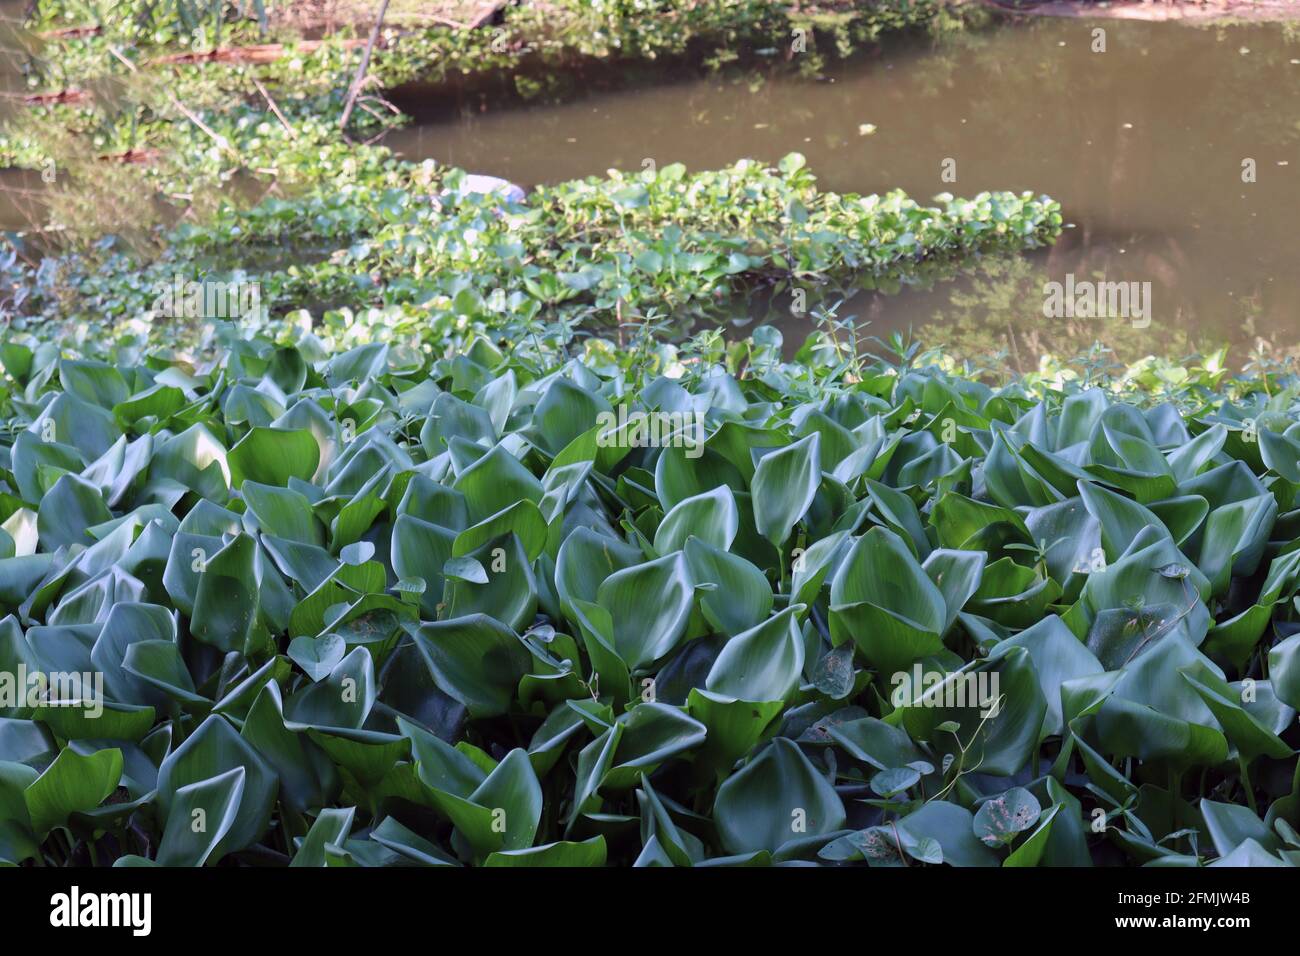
1239,755,1258,815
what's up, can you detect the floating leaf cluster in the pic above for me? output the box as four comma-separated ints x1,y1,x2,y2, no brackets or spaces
4,155,1062,349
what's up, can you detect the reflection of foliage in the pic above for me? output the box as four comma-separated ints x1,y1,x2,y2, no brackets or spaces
916,256,1201,376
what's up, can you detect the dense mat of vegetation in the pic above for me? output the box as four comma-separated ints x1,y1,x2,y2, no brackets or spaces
2,324,1300,867
3,0,1297,871
4,154,1062,346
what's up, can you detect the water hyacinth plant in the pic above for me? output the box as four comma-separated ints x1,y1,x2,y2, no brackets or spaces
1,325,1298,867
1,154,1063,345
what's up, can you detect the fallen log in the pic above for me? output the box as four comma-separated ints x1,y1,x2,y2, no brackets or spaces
38,25,103,40
150,37,383,66
97,148,162,164
22,89,90,105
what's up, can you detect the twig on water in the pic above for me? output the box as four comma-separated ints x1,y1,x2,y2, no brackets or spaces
107,45,138,73
252,76,296,137
165,90,239,159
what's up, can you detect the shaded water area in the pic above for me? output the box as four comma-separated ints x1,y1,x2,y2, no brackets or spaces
387,16,1300,367
0,0,39,233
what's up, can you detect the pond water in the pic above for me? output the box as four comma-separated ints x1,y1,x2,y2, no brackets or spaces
386,16,1300,367
0,2,41,234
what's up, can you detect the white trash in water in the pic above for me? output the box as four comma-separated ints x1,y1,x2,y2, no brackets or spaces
458,174,526,204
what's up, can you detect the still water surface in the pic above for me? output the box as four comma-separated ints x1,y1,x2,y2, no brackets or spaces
388,17,1300,366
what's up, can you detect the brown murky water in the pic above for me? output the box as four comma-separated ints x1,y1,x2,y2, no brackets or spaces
387,17,1300,366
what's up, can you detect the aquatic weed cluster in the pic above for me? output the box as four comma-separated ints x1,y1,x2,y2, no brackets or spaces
1,326,1300,866
3,155,1062,347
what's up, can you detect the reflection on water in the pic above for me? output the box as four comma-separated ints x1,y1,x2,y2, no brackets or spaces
386,17,1300,365
0,2,44,233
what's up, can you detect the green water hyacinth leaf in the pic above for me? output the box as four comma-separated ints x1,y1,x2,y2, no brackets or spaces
285,646,377,731
751,433,820,546
413,614,531,719
812,643,857,700
988,615,1102,738
1196,493,1276,597
568,722,623,830
443,535,538,633
554,526,643,621
241,481,323,545
1200,799,1279,857
190,533,261,653
1181,673,1291,761
485,835,607,867
970,557,1061,629
602,703,707,788
653,443,745,512
227,426,321,489
592,552,694,671
713,738,845,856
1002,804,1062,867
654,486,739,554
368,816,459,867
570,600,632,708
391,514,456,618
871,766,921,797
24,747,123,836
705,605,806,703
790,529,849,609
121,640,205,707
57,359,128,409
828,716,926,771
288,633,346,682
291,806,357,868
1260,429,1300,483
0,761,40,864
931,491,1031,553
683,537,772,636
453,500,548,562
686,690,785,783
240,682,338,815
156,716,278,861
1167,423,1228,483
426,748,543,860
636,774,705,866
453,444,544,523
155,767,247,867
37,474,113,551
900,647,1046,777
1269,634,1300,711
829,526,947,673
922,548,987,637
1078,480,1173,561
